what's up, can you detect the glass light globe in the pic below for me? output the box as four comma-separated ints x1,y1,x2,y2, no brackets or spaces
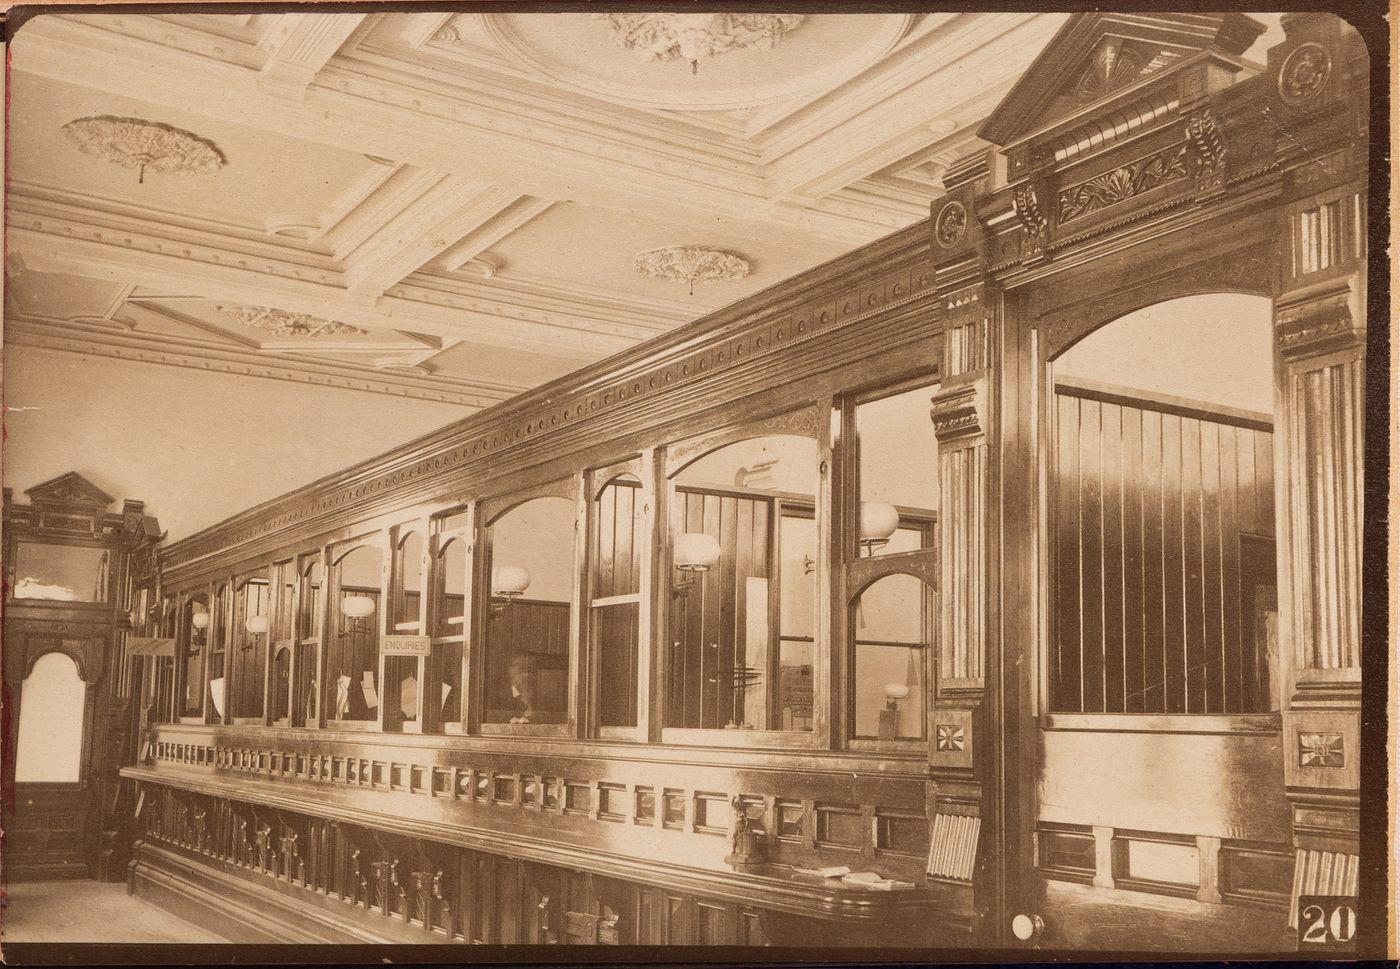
675,532,721,572
859,501,900,543
493,565,531,597
339,595,375,619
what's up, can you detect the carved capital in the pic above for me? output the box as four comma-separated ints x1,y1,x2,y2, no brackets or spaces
930,380,987,444
1275,275,1362,360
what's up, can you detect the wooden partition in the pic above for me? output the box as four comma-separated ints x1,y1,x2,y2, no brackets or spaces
119,11,1371,953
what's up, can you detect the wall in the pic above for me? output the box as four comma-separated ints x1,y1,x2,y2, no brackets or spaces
2,346,469,541
1053,294,1274,413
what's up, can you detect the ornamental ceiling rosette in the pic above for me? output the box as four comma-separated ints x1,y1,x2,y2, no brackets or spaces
597,13,806,74
634,246,750,296
61,116,226,185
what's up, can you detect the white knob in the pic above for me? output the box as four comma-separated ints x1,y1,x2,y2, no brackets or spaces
1010,913,1044,941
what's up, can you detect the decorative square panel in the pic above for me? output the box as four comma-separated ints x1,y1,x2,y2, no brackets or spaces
1298,733,1344,769
935,724,966,753
1284,711,1359,791
929,707,974,770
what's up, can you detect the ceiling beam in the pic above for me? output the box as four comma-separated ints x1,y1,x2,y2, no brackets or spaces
341,177,520,299
257,13,368,100
436,196,553,273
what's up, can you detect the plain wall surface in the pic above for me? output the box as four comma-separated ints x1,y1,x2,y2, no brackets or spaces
3,346,468,541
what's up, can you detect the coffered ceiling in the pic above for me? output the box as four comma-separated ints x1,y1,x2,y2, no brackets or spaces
6,10,1086,406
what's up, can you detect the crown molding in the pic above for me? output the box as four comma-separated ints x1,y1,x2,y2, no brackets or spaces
6,313,523,407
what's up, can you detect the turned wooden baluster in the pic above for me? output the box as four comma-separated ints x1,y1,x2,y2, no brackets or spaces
432,869,451,934
349,847,367,908
255,824,274,876
410,871,431,930
537,894,556,943
280,831,303,885
234,818,249,866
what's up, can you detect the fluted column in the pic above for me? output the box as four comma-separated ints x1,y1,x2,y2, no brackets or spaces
1266,13,1367,930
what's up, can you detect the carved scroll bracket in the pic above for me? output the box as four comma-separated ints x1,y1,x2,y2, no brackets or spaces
1011,184,1049,264
1185,107,1228,197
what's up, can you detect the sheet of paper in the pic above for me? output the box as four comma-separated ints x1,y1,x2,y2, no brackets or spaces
361,670,379,710
209,677,226,719
336,675,351,719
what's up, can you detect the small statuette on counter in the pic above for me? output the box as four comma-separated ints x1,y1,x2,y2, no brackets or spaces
724,796,767,866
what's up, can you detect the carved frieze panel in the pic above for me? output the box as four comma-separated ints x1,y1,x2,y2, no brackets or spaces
1056,142,1191,225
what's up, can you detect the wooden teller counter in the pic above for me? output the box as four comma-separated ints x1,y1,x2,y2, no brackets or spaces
109,13,1369,952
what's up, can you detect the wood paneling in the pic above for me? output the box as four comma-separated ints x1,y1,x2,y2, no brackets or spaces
1050,382,1275,714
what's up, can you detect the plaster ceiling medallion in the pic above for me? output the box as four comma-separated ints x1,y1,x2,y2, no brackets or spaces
596,13,806,75
634,246,750,296
61,116,225,185
219,304,368,338
473,13,915,112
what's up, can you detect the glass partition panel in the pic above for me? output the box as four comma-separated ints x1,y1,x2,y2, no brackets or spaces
15,652,86,783
384,530,426,728
180,594,209,718
297,557,322,726
154,599,178,723
593,474,642,728
232,574,270,719
483,496,575,725
207,584,229,721
433,510,470,726
854,383,939,557
851,573,929,739
12,542,110,601
327,544,382,723
395,531,425,633
270,561,295,723
669,433,817,732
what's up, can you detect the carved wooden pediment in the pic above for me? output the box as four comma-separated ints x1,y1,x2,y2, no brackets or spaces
978,12,1265,151
24,471,115,510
